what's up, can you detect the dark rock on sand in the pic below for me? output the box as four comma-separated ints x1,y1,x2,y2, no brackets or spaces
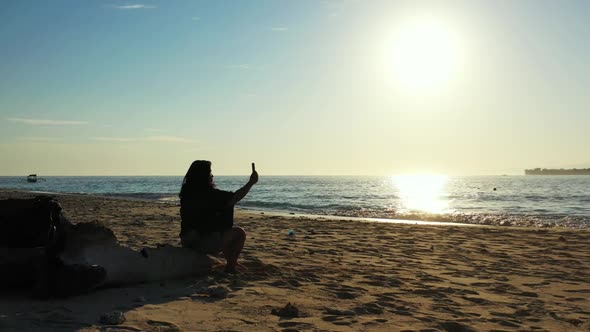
272,303,299,318
100,311,126,325
439,321,476,332
205,285,230,298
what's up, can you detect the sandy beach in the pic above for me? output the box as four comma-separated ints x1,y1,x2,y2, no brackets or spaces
1,189,589,332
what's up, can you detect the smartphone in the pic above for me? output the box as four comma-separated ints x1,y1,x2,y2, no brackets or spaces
252,163,256,172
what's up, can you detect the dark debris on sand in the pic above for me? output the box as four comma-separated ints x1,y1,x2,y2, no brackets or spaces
439,321,476,332
271,303,300,318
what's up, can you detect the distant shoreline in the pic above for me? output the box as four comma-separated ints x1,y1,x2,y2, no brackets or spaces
525,168,590,175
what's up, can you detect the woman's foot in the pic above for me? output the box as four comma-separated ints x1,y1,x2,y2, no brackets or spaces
224,263,248,274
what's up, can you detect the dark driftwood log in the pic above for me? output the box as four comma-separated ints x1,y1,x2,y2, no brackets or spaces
61,245,214,286
1,222,213,295
58,222,214,286
2,198,212,296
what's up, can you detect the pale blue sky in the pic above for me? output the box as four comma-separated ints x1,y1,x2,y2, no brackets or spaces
1,0,589,175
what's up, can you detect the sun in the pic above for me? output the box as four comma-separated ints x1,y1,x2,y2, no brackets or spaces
390,19,461,93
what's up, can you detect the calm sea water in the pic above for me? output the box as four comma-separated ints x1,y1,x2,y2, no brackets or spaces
1,175,588,228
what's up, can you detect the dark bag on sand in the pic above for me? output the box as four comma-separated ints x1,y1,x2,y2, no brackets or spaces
0,196,67,290
0,196,65,249
0,196,107,297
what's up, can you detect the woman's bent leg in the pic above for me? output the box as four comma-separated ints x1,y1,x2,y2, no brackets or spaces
221,227,246,273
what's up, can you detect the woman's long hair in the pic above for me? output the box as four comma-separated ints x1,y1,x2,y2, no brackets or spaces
179,160,214,199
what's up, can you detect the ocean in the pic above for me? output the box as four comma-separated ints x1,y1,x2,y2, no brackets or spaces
1,175,588,228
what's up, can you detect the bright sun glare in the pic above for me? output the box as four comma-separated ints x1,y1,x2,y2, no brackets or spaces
393,174,449,214
390,19,460,93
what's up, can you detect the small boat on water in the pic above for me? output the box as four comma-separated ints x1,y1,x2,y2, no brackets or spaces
27,174,38,183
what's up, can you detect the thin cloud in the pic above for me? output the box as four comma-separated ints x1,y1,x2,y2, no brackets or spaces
92,137,138,142
183,146,211,153
320,0,353,7
91,136,194,143
226,64,251,70
110,4,156,10
192,17,201,21
145,136,194,143
239,92,258,98
271,27,288,32
17,137,62,142
144,128,165,133
8,118,88,126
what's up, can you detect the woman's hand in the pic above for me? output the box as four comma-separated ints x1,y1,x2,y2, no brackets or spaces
249,170,259,185
226,166,258,207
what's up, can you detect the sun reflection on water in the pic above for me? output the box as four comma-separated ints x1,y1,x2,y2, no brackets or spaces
393,174,450,214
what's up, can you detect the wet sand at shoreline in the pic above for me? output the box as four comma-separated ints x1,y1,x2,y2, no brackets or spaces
1,189,589,331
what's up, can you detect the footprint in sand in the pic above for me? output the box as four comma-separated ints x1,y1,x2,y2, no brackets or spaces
373,318,388,323
438,321,477,332
462,296,491,305
324,308,356,316
566,297,586,302
324,284,365,300
277,321,314,329
352,302,384,315
488,317,522,328
335,291,359,299
146,320,183,332
100,327,143,332
267,279,301,289
360,275,404,288
321,315,358,326
320,307,362,326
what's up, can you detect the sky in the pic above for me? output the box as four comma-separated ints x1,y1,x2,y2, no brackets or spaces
1,0,589,176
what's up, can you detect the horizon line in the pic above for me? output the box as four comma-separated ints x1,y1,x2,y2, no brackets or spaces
0,173,525,177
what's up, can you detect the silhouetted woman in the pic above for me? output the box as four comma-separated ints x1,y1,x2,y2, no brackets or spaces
179,160,258,273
